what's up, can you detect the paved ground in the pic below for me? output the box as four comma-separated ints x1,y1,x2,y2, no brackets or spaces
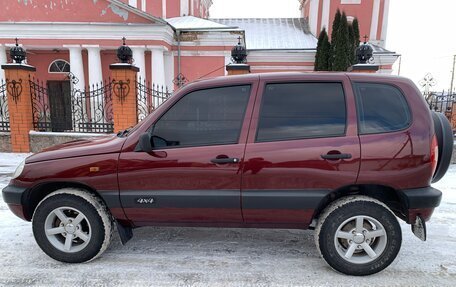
0,153,455,286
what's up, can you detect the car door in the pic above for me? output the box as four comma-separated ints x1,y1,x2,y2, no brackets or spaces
241,75,360,227
118,84,256,225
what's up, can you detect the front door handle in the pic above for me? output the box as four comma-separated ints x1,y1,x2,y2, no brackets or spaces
321,153,352,160
211,157,240,164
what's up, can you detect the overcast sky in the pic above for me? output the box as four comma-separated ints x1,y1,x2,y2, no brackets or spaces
210,0,456,92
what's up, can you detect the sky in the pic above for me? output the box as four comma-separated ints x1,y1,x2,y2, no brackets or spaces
210,0,456,92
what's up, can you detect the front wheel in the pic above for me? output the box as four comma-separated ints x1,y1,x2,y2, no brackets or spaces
315,196,402,276
32,188,113,263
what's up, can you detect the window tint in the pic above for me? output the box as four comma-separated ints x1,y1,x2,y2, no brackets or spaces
152,85,251,148
256,82,346,142
353,83,411,134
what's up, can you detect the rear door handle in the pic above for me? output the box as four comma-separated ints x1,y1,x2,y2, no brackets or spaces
321,153,352,160
211,157,240,164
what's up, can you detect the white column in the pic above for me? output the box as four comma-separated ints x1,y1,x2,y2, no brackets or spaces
150,47,166,87
164,52,174,90
64,45,85,91
83,45,103,88
180,0,189,16
131,46,146,82
380,0,390,47
321,0,330,30
0,45,7,83
309,0,320,36
370,0,381,41
149,46,167,108
162,0,167,18
141,0,146,12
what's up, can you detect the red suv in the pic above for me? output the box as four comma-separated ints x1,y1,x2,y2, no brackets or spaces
2,73,453,275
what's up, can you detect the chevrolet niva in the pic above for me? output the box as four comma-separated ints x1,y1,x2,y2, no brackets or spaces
2,73,453,276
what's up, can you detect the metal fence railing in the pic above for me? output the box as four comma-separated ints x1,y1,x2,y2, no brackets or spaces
0,80,9,132
136,77,171,122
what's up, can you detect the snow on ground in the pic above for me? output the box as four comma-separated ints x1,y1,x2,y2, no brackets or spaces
0,153,455,286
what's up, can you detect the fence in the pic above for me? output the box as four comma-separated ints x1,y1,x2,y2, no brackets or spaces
30,78,114,133
136,77,171,122
0,80,9,132
28,77,172,134
426,91,456,130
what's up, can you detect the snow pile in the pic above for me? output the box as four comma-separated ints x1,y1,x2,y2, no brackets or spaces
0,153,455,286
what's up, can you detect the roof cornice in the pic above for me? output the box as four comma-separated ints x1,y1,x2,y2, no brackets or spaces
106,0,168,25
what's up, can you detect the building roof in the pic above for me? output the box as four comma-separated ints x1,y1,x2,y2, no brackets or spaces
212,18,318,50
166,16,238,31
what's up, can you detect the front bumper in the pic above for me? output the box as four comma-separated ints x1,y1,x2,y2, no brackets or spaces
2,184,29,221
400,186,442,223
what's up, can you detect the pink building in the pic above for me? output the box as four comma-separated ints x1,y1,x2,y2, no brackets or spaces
0,0,398,92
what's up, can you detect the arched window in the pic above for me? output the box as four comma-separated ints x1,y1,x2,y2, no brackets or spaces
49,59,70,73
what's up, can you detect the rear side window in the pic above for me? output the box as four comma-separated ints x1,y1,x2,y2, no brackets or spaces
353,83,411,134
152,85,251,148
256,82,346,142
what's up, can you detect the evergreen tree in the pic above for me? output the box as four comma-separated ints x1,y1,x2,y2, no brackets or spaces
314,28,331,71
332,11,351,71
352,18,361,64
352,18,360,47
329,9,341,69
348,23,355,65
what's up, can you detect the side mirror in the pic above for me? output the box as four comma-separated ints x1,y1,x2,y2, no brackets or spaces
135,132,153,152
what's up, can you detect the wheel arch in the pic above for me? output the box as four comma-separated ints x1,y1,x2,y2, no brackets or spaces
313,184,408,224
24,181,108,221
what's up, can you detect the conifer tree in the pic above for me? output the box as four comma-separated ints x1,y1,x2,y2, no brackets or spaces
331,11,351,71
329,9,341,69
314,28,331,71
348,23,356,65
352,18,361,64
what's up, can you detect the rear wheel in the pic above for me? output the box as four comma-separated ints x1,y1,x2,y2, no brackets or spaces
32,188,113,263
315,196,402,276
432,111,454,183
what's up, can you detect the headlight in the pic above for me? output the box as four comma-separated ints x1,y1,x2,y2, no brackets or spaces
11,160,25,179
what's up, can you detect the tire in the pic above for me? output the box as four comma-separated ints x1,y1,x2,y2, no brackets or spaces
315,196,402,276
431,111,454,183
32,188,113,263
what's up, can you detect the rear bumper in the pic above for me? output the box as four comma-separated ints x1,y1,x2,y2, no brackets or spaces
400,186,442,223
2,185,29,221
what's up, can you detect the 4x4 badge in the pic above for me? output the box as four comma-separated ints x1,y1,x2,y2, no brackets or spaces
136,198,155,204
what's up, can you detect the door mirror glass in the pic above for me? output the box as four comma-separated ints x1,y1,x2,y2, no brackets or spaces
135,132,153,152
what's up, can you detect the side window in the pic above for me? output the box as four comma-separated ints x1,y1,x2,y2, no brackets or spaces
256,82,346,142
152,85,251,148
353,82,411,134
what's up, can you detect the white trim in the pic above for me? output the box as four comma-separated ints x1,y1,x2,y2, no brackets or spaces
248,50,317,63
0,45,7,82
131,46,147,82
141,0,146,12
251,66,314,71
309,0,320,36
190,0,194,16
0,23,175,46
321,0,330,30
48,59,70,73
380,0,390,47
128,0,137,8
162,0,167,18
377,69,393,74
370,0,381,41
164,52,174,89
177,32,243,47
174,50,230,57
180,0,189,16
66,45,85,91
341,0,361,4
224,54,231,75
